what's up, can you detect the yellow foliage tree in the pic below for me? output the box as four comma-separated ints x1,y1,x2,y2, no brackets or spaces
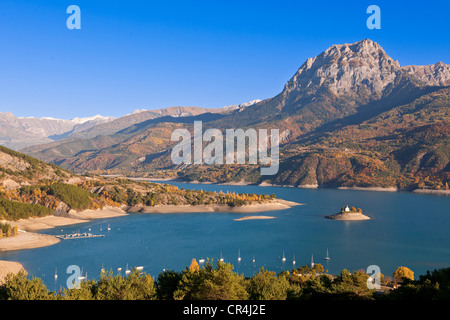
189,258,200,272
393,266,414,283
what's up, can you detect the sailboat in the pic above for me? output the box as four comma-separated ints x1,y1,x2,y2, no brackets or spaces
311,254,315,268
219,252,224,262
78,268,87,281
125,264,131,275
252,255,255,263
107,224,111,231
237,249,241,262
198,257,205,263
324,248,331,260
293,255,296,266
54,268,58,280
281,251,286,262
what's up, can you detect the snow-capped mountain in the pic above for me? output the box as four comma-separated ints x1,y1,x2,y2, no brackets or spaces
71,114,115,124
0,112,115,150
0,100,261,150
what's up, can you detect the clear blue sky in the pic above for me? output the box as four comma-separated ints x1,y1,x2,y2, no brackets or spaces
0,0,448,119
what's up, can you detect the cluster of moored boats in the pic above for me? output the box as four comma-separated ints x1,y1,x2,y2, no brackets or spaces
56,224,112,240
55,232,105,240
198,249,331,267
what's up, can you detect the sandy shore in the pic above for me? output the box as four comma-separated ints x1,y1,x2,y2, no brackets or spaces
0,260,26,283
233,216,276,221
337,186,398,192
298,184,319,189
0,231,60,252
7,216,90,233
6,206,128,233
126,199,301,214
257,182,273,187
412,189,450,195
65,206,128,220
0,206,128,252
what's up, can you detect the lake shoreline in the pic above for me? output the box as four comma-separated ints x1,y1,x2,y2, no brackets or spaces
0,200,300,253
124,177,450,196
125,199,301,214
1,181,448,289
0,206,129,252
0,260,26,283
0,231,61,252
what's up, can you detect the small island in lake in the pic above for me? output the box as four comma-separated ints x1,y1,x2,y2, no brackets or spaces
325,205,370,221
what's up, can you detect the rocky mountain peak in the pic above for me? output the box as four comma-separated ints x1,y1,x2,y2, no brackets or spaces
283,39,403,100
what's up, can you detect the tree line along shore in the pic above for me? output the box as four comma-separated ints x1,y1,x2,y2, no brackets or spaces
0,260,448,300
0,177,299,252
0,177,287,222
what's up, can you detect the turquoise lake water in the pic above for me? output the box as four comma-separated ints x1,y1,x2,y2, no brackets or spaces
0,181,449,292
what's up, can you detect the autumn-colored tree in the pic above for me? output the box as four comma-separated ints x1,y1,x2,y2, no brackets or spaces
313,263,324,273
393,266,414,284
189,259,200,272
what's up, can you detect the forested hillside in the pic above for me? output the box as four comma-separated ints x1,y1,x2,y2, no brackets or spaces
20,40,450,191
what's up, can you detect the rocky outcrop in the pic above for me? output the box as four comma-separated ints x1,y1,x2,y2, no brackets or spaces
0,151,30,172
403,62,450,86
1,179,21,190
53,201,71,216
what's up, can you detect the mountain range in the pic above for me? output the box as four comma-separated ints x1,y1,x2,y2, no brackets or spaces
8,39,450,190
0,113,115,150
0,101,262,150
